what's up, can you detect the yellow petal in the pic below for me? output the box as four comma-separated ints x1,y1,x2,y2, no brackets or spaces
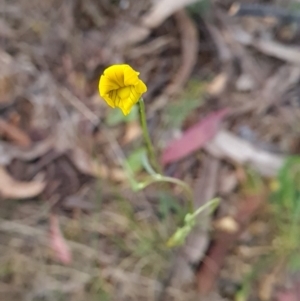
106,90,120,108
123,65,140,86
119,103,131,116
117,86,141,115
118,98,136,115
102,95,115,108
103,65,126,87
129,85,140,102
135,80,147,94
99,64,148,115
99,75,119,96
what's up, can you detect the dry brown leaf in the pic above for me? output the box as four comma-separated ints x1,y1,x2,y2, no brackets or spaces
0,166,45,199
0,118,31,147
49,214,72,264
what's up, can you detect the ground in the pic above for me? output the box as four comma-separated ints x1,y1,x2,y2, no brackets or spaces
0,0,300,300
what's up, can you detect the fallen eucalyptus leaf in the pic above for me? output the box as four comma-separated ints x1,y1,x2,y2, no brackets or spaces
0,166,45,199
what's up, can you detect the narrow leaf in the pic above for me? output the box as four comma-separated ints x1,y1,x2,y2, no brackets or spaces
162,109,229,165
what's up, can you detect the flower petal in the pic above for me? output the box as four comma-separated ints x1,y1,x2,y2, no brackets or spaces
99,64,148,115
123,65,140,86
117,86,141,115
135,80,147,94
103,65,125,87
102,89,120,108
102,94,116,108
99,75,119,96
129,85,140,102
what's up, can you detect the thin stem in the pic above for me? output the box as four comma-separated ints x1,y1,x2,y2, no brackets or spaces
135,173,194,212
138,98,161,174
137,98,194,211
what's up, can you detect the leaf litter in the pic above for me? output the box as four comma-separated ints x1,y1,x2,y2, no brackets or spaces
0,0,300,300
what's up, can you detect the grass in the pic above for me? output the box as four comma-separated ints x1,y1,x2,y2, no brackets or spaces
270,156,300,268
0,182,196,301
234,157,300,300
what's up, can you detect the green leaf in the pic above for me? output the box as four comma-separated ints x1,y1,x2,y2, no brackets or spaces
167,198,219,247
273,156,300,210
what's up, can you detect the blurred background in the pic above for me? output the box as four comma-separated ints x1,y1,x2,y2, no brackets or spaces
0,0,300,300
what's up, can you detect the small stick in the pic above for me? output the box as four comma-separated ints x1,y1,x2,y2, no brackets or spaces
229,3,300,24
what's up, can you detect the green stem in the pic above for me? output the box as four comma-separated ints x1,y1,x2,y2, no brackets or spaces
137,98,194,212
138,98,161,174
135,173,194,212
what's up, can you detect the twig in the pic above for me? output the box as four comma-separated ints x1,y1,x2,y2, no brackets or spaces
231,26,300,64
149,8,199,115
230,3,300,24
166,9,199,95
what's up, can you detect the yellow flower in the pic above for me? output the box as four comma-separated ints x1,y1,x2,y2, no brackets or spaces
99,64,147,115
